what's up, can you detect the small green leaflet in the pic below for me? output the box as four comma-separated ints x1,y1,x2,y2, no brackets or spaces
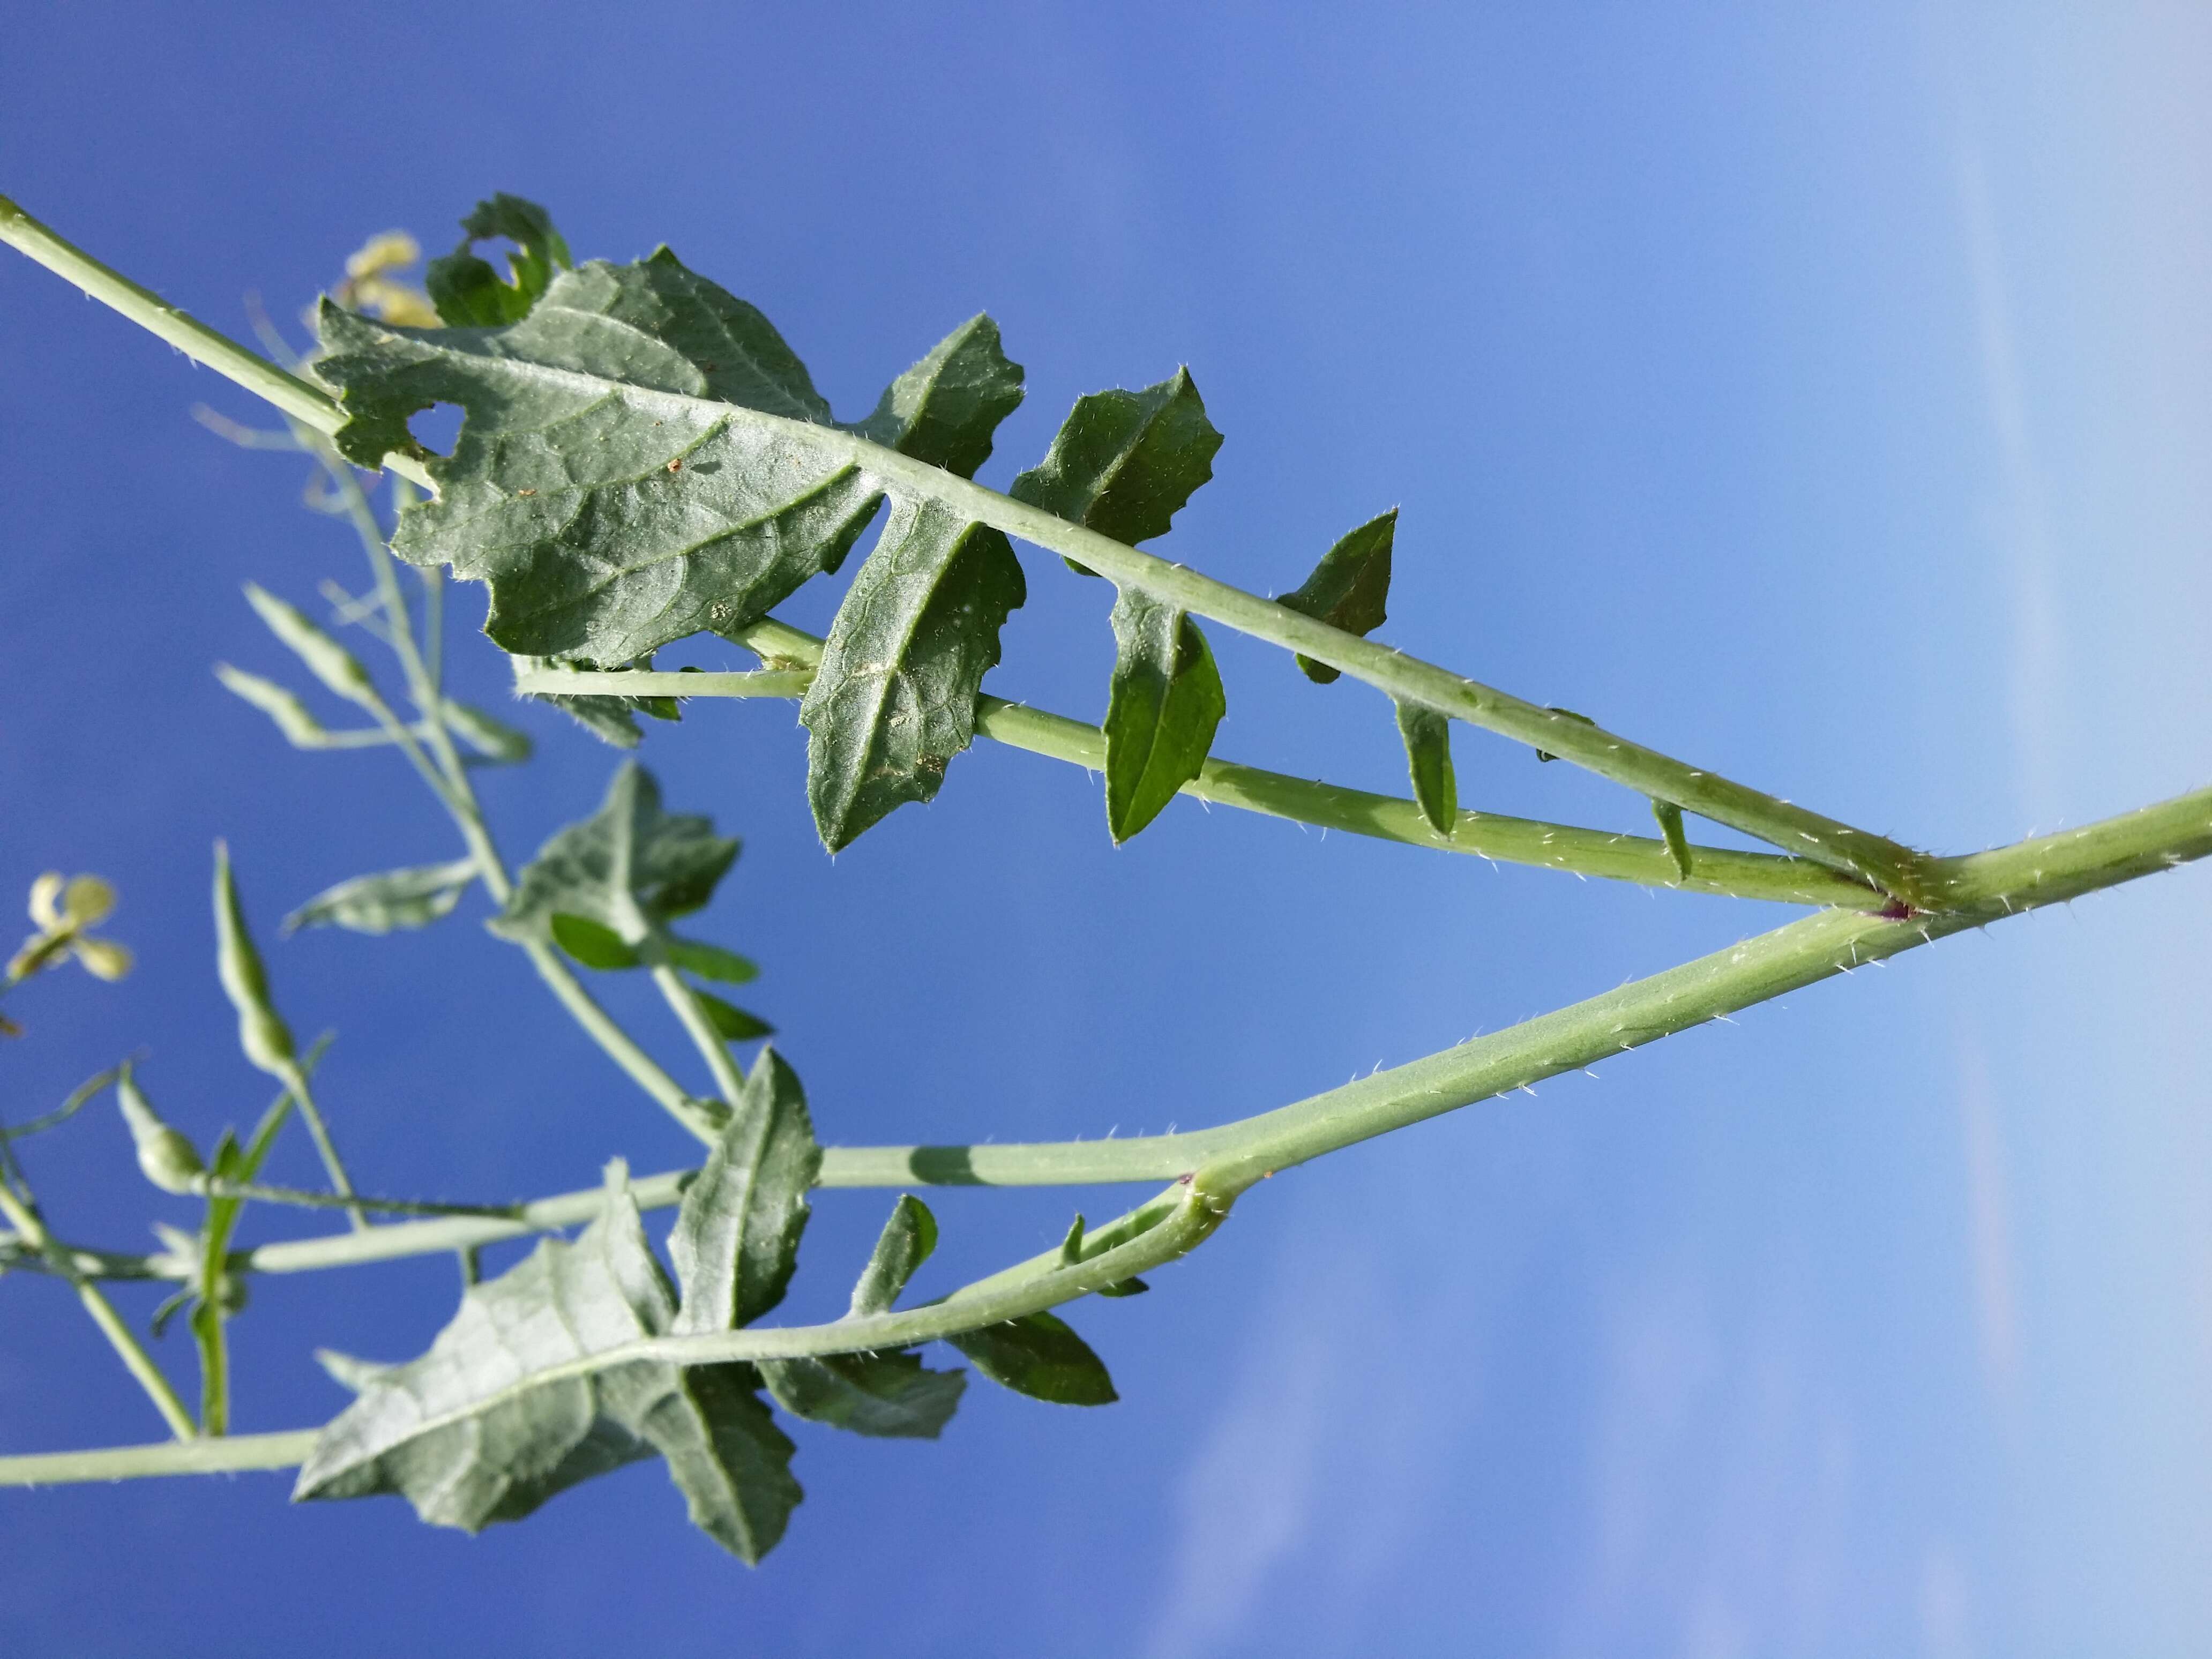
663,938,758,984
1650,799,1694,879
1010,368,1223,574
548,913,640,969
1279,509,1395,683
1102,587,1227,842
694,993,774,1042
490,762,736,950
758,1193,964,1439
949,1311,1118,1406
512,655,679,751
242,583,377,711
316,227,1024,667
214,663,326,747
283,859,480,936
854,313,1025,479
1394,701,1458,835
798,497,1026,851
293,1165,802,1564
669,1048,819,1334
848,1194,937,1318
426,193,575,327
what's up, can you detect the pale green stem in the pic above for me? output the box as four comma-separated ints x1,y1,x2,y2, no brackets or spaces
196,1179,521,1222
522,649,1884,911
0,194,1920,901
29,778,2212,1288
0,1183,197,1440
278,1063,367,1232
648,962,748,1110
0,1431,317,1485
305,442,711,1144
0,195,432,488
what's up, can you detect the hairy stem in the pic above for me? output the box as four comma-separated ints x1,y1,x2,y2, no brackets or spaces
0,196,1920,901
522,646,1884,911
649,963,748,1109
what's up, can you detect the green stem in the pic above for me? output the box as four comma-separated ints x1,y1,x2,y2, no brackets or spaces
525,649,1882,910
198,1179,522,1222
0,1430,318,1485
280,1064,367,1232
30,778,2212,1288
0,1184,197,1440
0,193,1918,899
649,962,749,1110
0,195,432,488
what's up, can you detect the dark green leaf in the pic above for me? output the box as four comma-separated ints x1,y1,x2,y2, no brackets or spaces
549,912,641,970
663,938,759,985
490,762,737,950
696,993,774,1043
848,1195,938,1318
1010,368,1223,573
1279,509,1395,683
440,699,533,764
1651,799,1694,879
1102,587,1226,842
669,1048,819,1334
1394,701,1458,835
1096,1276,1150,1298
1534,706,1598,763
854,314,1024,479
798,497,1026,850
283,858,480,936
318,249,887,661
948,1311,1117,1406
294,1168,802,1562
425,194,574,327
758,1350,965,1440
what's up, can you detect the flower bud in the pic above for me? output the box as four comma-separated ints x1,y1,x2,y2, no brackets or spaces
115,1065,205,1195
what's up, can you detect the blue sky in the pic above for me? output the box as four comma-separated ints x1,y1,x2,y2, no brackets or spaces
3,5,2209,1655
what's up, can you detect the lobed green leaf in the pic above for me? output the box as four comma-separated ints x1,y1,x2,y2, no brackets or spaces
1279,509,1395,683
1010,368,1223,573
425,193,574,327
798,497,1026,850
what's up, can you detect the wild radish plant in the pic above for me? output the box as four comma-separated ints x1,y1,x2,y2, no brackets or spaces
1,192,2206,1563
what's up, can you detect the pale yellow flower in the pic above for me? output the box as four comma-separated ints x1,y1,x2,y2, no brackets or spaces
334,230,440,328
6,871,134,985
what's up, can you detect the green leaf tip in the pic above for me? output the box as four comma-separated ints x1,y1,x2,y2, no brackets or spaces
799,497,1026,851
425,193,573,327
492,762,737,950
948,1310,1118,1407
295,1169,802,1565
759,1350,966,1440
670,1046,820,1334
1280,509,1396,683
1394,701,1458,835
212,841,295,1078
854,313,1025,479
1651,799,1694,879
1011,367,1223,572
694,991,774,1043
1102,587,1227,842
849,1194,938,1317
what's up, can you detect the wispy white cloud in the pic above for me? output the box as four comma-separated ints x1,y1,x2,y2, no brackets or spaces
1954,132,2068,826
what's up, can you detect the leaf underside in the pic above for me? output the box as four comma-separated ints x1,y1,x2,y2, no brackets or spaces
293,1171,801,1563
1102,587,1227,842
798,497,1026,851
1010,368,1223,572
1280,509,1395,683
669,1047,820,1335
490,761,736,948
1394,701,1458,835
758,1351,966,1439
283,858,480,936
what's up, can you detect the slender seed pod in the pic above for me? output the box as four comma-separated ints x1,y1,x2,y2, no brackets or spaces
212,840,295,1077
241,583,379,712
114,1064,205,1195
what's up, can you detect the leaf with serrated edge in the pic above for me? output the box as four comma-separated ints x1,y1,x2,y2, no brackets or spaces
317,252,891,662
669,1048,819,1334
1010,369,1223,576
1394,701,1457,835
284,860,478,936
1279,509,1395,683
490,762,735,950
426,194,574,328
1103,587,1227,842
293,1165,801,1561
855,314,1024,479
799,497,1026,851
948,1311,1118,1406
758,1351,966,1440
849,1194,938,1317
